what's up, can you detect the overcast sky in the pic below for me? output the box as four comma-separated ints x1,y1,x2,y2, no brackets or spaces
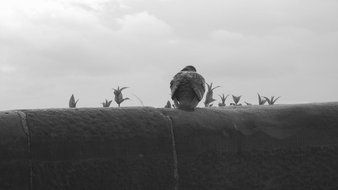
0,0,337,110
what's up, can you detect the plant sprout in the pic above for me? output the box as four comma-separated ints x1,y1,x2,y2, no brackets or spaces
164,101,171,108
102,99,113,107
204,82,220,107
113,86,130,107
164,100,172,108
69,94,79,108
257,93,267,105
264,96,281,105
218,94,229,107
244,101,252,106
230,95,242,106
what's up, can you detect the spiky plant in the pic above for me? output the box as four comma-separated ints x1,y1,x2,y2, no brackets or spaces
113,86,129,107
257,93,267,105
102,99,113,107
264,96,280,105
218,94,229,107
69,94,79,108
204,82,220,107
164,100,172,108
230,95,242,106
244,101,252,106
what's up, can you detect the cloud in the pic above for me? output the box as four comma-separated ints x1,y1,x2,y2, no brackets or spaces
210,30,244,40
116,11,173,39
0,0,338,110
0,64,16,74
0,0,175,78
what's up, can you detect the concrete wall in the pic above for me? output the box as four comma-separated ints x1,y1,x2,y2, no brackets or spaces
1,103,338,189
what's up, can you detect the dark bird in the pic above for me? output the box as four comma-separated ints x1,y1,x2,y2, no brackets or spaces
170,65,206,110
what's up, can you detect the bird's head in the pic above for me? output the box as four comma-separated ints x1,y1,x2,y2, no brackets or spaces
181,65,196,72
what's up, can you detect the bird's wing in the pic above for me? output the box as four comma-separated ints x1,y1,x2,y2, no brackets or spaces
190,72,205,101
170,72,183,99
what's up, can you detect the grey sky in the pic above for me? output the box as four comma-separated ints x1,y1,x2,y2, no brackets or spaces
0,0,337,110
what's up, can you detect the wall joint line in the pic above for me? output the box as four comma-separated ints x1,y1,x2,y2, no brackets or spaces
166,116,179,190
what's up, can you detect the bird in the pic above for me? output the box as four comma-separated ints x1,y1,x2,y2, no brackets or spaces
170,65,206,110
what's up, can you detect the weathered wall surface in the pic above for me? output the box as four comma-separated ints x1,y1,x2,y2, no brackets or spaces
0,107,175,190
161,103,338,189
0,112,30,190
0,103,338,189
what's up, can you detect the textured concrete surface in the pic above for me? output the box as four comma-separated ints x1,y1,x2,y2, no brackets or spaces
0,111,30,190
25,107,174,190
160,103,338,152
0,103,338,189
160,103,338,189
176,146,338,190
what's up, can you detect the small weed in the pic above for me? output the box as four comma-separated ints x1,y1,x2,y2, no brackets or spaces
204,82,220,107
230,95,242,106
264,96,281,105
164,100,172,108
218,94,229,107
69,94,79,108
244,101,252,105
102,99,113,107
257,93,267,105
113,86,130,107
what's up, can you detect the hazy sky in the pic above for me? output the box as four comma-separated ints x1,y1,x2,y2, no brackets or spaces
1,0,337,110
